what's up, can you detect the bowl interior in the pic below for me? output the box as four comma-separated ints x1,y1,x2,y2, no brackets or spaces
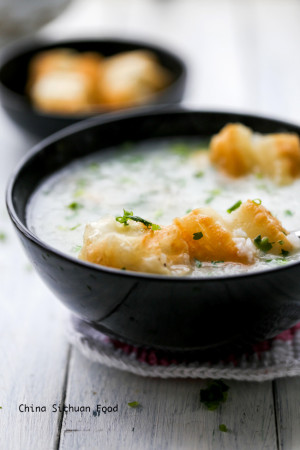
10,108,299,239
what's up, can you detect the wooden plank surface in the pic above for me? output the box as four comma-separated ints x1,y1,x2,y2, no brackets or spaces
59,351,277,450
273,378,300,450
0,110,70,450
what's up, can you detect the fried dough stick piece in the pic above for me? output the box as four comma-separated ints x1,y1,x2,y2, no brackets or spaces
210,123,300,185
228,200,293,255
98,50,171,109
79,208,255,275
27,49,102,113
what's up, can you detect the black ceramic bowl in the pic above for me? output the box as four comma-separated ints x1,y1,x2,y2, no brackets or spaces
6,108,300,355
0,37,186,138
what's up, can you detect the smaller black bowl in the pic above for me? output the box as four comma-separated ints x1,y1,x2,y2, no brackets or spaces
0,37,187,138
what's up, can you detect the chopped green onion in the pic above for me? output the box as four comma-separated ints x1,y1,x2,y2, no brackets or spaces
209,189,222,196
194,171,204,178
200,380,229,411
67,202,83,211
278,240,284,245
227,200,242,213
116,209,161,230
186,209,192,214
151,224,162,231
285,210,294,216
211,260,224,265
219,424,228,433
205,197,214,204
128,401,139,408
170,143,191,157
281,249,289,257
89,162,100,170
275,258,288,265
72,245,82,253
252,198,262,205
0,232,7,242
70,224,81,231
254,235,273,252
255,173,263,179
205,189,221,204
195,259,202,268
193,232,203,240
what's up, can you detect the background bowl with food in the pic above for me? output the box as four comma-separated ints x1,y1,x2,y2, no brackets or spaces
0,38,186,137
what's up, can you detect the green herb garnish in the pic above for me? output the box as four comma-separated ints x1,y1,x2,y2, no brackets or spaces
205,189,222,204
281,249,289,257
0,232,7,242
209,189,222,196
254,235,273,252
70,224,81,231
275,258,288,265
128,401,139,408
89,162,100,170
278,240,284,245
193,232,203,240
227,200,242,213
285,210,294,216
71,245,82,253
252,198,262,205
205,196,214,204
116,209,161,230
194,171,204,178
219,424,228,433
67,202,83,211
211,260,224,265
170,143,191,157
200,380,229,411
186,209,192,214
195,259,202,268
151,224,161,231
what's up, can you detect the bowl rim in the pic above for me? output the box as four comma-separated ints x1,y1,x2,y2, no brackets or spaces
0,35,187,120
6,106,300,282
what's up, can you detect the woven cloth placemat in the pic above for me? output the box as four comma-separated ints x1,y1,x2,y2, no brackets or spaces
67,316,300,381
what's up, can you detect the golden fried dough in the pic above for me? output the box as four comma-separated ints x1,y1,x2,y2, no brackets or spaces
98,51,171,109
174,208,252,264
79,217,190,275
210,124,300,184
254,133,300,185
79,200,298,274
228,200,292,255
210,124,254,176
27,49,102,114
79,206,263,274
27,48,171,114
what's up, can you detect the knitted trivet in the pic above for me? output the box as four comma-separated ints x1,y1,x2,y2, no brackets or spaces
67,316,300,381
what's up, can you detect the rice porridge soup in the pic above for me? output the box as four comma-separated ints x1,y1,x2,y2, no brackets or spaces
27,134,300,277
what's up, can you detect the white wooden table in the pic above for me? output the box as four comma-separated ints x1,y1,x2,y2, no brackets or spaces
1,0,300,448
